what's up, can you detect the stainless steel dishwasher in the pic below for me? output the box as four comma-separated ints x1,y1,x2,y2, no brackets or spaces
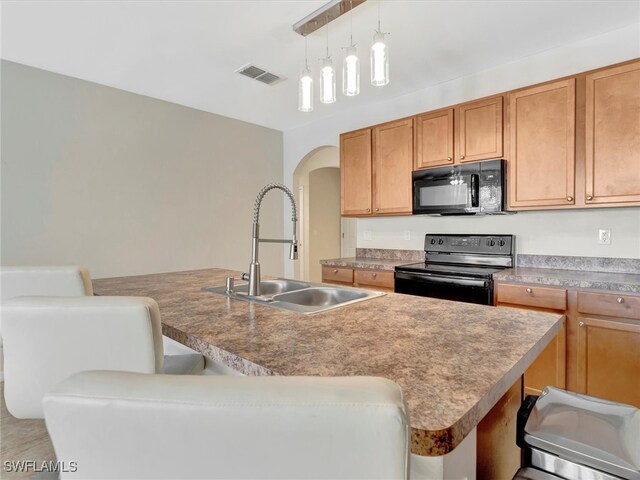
514,387,640,480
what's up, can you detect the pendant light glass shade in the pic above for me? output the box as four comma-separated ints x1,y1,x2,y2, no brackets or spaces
342,45,360,96
371,31,389,86
298,67,313,112
320,57,336,104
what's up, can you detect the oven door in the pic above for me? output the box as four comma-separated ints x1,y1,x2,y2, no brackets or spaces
394,271,493,305
413,168,479,215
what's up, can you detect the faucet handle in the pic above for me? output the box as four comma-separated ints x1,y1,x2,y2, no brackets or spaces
241,273,250,281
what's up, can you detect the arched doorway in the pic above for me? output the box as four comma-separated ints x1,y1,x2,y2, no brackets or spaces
293,146,354,282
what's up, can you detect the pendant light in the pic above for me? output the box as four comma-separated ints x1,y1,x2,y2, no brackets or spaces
370,1,389,86
320,17,336,104
298,37,313,112
342,1,360,96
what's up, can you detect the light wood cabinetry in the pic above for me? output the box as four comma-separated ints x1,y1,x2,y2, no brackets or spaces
576,291,640,407
340,129,372,215
414,96,504,170
322,266,394,292
508,79,576,208
414,108,454,169
456,96,503,163
340,120,412,217
372,119,413,215
585,61,640,205
496,283,567,396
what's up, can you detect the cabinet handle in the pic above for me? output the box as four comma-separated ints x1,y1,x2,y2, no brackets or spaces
366,208,371,212
333,269,338,274
586,195,593,201
567,196,573,202
617,297,624,304
460,155,465,160
526,287,532,294
372,273,377,278
447,157,452,161
375,208,379,212
579,321,585,327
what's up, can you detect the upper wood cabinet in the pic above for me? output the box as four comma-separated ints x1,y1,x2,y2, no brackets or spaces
585,61,640,205
508,79,576,208
414,108,454,169
456,96,503,163
340,120,412,217
340,128,372,216
373,118,413,215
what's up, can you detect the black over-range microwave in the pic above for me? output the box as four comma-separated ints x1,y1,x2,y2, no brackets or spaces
412,159,507,215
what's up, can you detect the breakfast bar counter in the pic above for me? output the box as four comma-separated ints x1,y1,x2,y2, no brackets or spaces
93,268,563,460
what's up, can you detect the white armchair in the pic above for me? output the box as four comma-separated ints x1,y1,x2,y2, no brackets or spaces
3,296,170,418
43,370,410,479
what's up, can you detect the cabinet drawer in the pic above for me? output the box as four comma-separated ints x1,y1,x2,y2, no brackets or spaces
321,266,353,284
354,269,394,289
578,291,640,320
496,283,567,310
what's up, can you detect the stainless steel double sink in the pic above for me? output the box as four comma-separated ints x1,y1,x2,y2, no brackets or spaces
204,278,385,314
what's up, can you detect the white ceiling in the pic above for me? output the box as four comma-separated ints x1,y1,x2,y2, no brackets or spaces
2,0,639,131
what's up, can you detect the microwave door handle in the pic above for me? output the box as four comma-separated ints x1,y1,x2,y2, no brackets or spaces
470,174,479,207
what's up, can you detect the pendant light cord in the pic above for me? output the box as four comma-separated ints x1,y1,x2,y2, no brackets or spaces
350,0,354,46
304,36,308,69
377,0,381,32
325,14,330,58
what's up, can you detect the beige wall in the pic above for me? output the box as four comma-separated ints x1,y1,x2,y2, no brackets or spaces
308,168,340,283
1,61,284,278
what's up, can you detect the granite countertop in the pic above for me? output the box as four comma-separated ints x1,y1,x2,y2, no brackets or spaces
494,267,640,294
93,268,563,457
320,257,411,271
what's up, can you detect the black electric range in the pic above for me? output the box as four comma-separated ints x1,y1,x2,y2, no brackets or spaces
394,234,515,305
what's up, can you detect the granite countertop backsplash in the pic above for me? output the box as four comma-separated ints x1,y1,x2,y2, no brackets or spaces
320,248,423,271
493,254,640,294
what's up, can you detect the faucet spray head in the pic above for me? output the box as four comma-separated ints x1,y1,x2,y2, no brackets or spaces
289,242,298,260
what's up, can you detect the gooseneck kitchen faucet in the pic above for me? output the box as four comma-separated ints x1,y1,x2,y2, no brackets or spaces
247,183,298,296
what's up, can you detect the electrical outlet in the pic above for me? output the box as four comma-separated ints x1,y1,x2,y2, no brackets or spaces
363,230,372,241
404,230,411,241
598,229,611,245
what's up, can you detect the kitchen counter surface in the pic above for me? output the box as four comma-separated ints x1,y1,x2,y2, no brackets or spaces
493,267,640,294
320,257,410,271
93,268,563,456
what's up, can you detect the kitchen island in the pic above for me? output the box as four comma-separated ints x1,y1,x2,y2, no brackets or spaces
94,268,563,478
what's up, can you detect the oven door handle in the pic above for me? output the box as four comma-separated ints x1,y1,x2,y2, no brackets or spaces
395,271,489,288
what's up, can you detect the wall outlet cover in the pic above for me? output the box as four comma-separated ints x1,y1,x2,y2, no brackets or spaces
404,230,411,241
598,229,611,245
363,230,372,241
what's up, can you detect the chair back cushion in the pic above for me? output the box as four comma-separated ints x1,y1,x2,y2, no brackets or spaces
0,266,93,302
43,371,410,479
3,296,163,418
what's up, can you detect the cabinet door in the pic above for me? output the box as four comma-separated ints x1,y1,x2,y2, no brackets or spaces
414,109,454,169
456,96,503,163
509,79,575,208
524,318,566,396
577,316,640,407
373,118,413,215
585,61,640,205
341,129,372,216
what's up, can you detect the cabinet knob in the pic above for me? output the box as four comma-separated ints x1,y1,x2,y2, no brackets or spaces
375,208,379,212
526,287,532,294
366,208,371,212
333,269,338,274
372,272,377,278
586,195,593,201
459,155,465,160
579,321,585,327
617,297,624,304
447,157,453,161
567,196,573,202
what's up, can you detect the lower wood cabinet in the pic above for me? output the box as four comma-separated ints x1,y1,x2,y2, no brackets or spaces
321,266,394,292
496,283,640,408
496,283,567,396
575,291,640,407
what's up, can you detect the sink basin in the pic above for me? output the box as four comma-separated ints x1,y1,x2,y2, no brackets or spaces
231,279,310,296
273,287,368,307
204,278,384,314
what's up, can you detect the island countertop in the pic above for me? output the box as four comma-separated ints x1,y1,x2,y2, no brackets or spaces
93,268,563,457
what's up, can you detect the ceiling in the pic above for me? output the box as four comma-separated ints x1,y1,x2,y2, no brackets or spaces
2,1,639,131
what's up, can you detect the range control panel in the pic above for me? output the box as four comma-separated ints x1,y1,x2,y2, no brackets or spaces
424,234,514,255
